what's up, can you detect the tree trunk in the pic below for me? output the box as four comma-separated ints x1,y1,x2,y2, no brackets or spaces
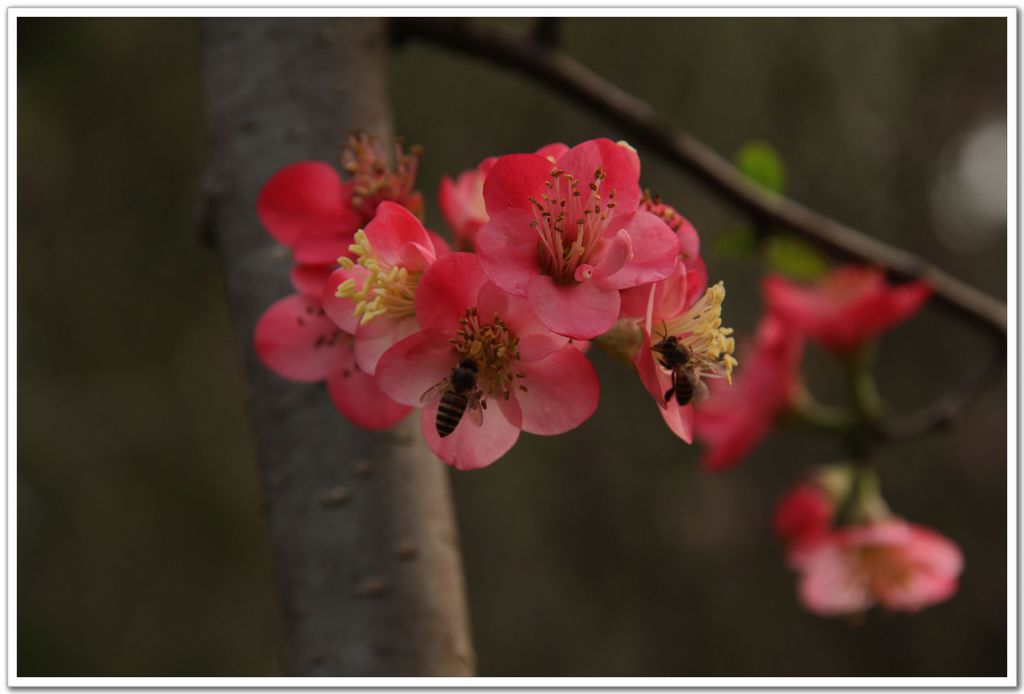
201,18,474,676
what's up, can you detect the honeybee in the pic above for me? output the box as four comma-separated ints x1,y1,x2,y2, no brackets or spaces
651,335,708,407
420,358,486,437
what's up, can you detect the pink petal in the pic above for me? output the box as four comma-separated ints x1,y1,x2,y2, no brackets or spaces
476,281,567,362
398,241,436,272
354,314,420,375
291,264,334,300
534,142,570,161
256,162,360,248
684,256,709,309
658,401,695,444
590,229,633,280
476,208,543,296
326,366,411,431
482,153,553,217
414,252,489,332
634,333,671,406
363,201,433,267
253,295,349,382
676,215,701,261
375,329,458,406
321,266,363,334
291,231,355,267
421,395,522,471
516,345,599,435
797,542,873,616
555,139,641,212
527,274,621,340
427,229,453,257
601,210,681,290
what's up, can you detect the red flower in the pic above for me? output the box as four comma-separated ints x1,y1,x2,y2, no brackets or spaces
639,191,707,308
439,144,569,252
253,271,410,431
774,482,834,548
375,253,600,470
476,139,680,340
321,202,441,375
791,520,963,615
763,266,932,354
694,314,803,469
634,280,737,444
257,133,424,266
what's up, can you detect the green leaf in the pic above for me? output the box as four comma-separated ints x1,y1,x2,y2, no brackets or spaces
735,141,787,194
712,224,758,259
764,235,829,281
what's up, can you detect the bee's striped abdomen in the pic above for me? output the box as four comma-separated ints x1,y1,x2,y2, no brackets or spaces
674,377,694,406
436,391,468,437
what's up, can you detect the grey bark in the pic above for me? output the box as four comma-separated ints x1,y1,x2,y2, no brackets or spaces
201,18,474,676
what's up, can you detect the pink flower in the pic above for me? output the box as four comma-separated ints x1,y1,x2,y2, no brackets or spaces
639,191,707,308
257,133,424,266
694,314,803,470
320,202,440,375
439,144,570,252
633,278,737,444
476,139,680,340
763,266,932,354
792,520,963,615
253,272,410,431
375,253,600,470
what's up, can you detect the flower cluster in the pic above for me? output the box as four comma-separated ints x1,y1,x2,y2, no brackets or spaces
254,135,736,469
774,469,962,616
252,131,962,621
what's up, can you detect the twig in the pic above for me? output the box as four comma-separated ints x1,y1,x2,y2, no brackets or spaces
391,18,1007,339
874,343,1006,441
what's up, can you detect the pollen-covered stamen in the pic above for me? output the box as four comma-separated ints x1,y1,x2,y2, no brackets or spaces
449,307,526,400
663,282,738,384
336,229,420,325
340,131,422,217
528,166,618,283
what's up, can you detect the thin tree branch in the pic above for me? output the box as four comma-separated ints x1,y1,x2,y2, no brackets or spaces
391,18,1007,339
874,343,1006,441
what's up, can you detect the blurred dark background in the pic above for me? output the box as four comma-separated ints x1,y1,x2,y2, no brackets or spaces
17,17,1008,676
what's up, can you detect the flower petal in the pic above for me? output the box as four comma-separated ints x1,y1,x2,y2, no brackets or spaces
421,395,522,471
321,266,363,334
516,346,599,435
291,263,334,300
476,281,567,362
363,201,433,267
601,210,680,289
414,252,489,332
527,274,621,340
354,314,420,375
256,162,360,248
253,295,348,382
555,139,641,212
326,366,411,431
375,329,458,406
482,153,553,216
476,208,543,296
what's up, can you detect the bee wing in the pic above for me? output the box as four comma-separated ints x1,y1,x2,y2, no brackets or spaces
419,379,451,405
691,372,710,403
466,393,485,427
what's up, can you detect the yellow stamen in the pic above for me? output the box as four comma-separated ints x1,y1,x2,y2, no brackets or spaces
335,229,421,325
664,282,738,383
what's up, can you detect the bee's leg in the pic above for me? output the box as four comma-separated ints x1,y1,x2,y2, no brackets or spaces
664,387,674,403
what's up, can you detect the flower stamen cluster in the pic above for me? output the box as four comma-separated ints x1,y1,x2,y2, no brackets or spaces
341,131,422,217
450,307,526,399
663,282,737,384
528,166,617,283
337,229,420,325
